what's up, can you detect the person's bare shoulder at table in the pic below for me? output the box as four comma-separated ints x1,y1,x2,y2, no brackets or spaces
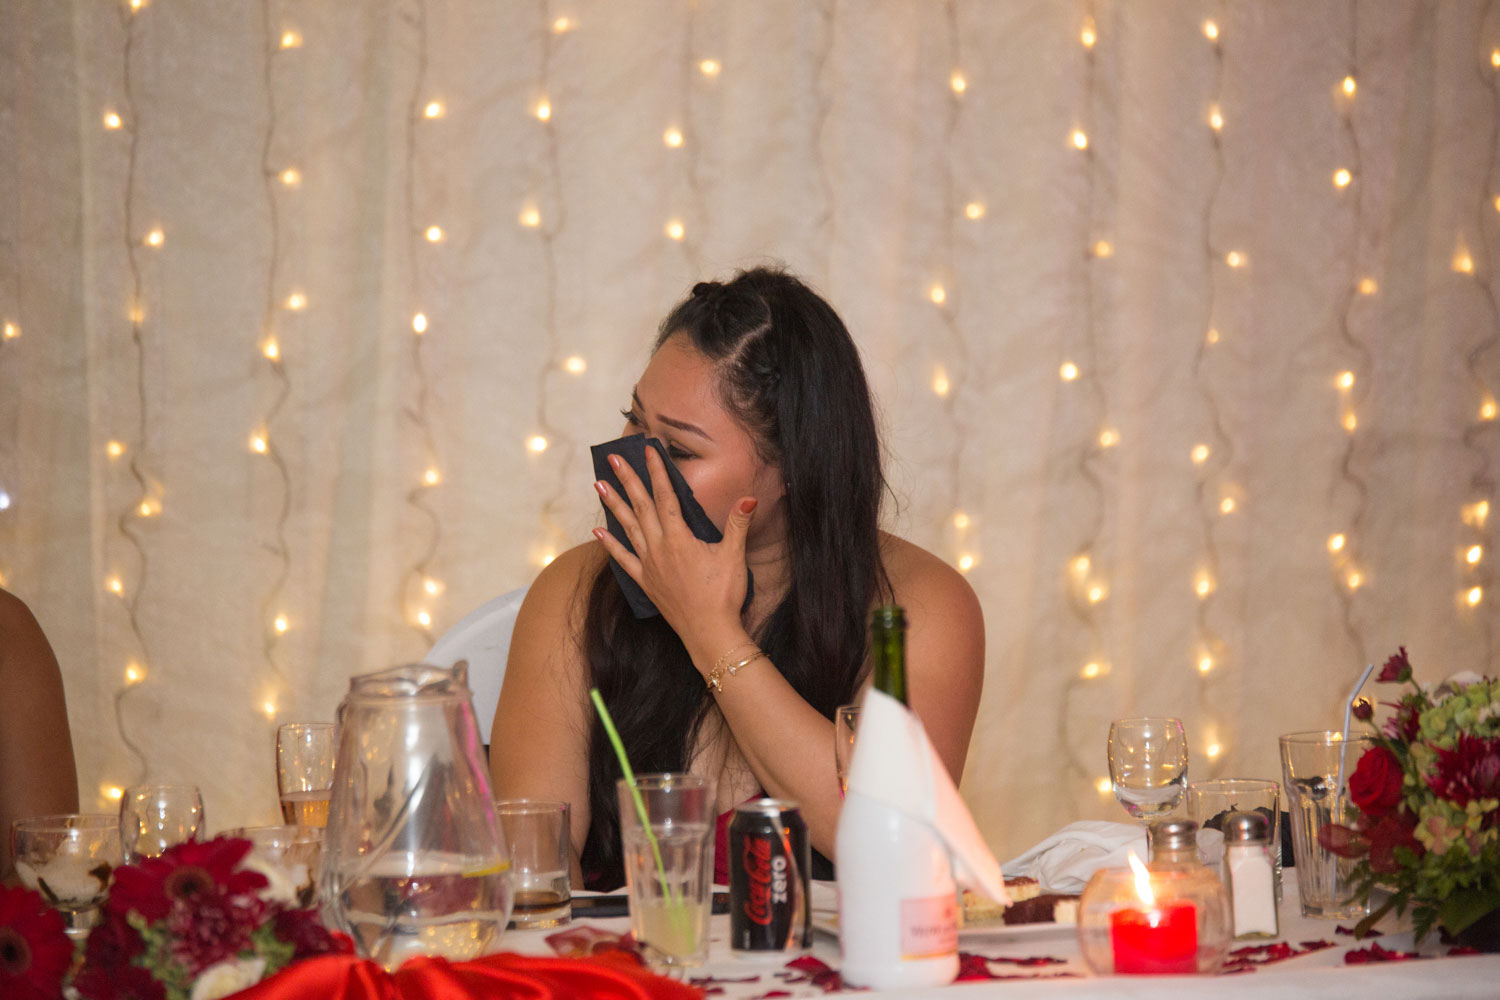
488,543,606,864
0,588,80,883
878,533,986,783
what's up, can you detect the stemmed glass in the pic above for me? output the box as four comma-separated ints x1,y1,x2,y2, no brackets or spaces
119,784,205,862
1107,717,1189,824
276,722,336,828
834,704,859,798
10,814,122,938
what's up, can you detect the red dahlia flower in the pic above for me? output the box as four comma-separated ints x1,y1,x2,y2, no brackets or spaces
1425,734,1500,809
1376,647,1413,684
0,885,72,1000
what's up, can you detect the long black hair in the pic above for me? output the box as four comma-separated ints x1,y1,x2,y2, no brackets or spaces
579,267,889,889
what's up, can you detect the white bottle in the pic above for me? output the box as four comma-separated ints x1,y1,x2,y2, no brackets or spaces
836,790,958,989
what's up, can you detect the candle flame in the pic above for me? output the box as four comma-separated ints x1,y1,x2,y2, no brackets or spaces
1127,851,1154,907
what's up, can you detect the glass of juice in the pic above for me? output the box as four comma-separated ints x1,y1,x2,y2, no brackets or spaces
276,722,336,827
616,773,714,970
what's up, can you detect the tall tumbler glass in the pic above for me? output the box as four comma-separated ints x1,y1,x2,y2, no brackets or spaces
1187,778,1282,904
616,774,714,971
1279,731,1375,919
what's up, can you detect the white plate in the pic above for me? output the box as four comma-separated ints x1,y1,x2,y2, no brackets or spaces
810,907,1076,943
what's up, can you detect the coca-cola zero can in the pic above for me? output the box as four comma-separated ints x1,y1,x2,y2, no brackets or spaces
729,798,811,956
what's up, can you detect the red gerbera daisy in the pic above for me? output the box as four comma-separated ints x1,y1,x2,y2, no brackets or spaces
107,838,265,922
0,884,73,1000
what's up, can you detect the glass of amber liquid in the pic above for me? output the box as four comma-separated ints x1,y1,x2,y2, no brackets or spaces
276,722,336,827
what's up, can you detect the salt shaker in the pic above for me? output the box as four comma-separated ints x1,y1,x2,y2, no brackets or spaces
1146,819,1206,870
1223,811,1278,939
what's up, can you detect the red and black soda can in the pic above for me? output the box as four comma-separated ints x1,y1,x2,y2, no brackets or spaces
729,798,811,956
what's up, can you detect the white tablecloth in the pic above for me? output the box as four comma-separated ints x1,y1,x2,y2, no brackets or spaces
500,881,1500,998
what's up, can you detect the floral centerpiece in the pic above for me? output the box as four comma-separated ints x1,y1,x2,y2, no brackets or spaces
1320,647,1500,947
1,836,350,1000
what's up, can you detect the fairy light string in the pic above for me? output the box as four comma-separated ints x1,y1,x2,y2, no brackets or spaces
529,0,573,571
1188,8,1232,768
1325,4,1371,669
255,0,295,707
1459,2,1500,659
667,2,705,276
1059,0,1112,789
398,0,444,642
110,0,151,784
810,1,837,279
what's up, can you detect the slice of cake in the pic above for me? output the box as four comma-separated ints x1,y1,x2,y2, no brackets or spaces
961,877,1041,925
1000,893,1080,926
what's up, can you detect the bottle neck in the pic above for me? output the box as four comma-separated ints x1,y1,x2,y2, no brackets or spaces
870,607,909,706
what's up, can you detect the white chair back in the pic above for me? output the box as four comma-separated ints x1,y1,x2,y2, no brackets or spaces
426,587,527,745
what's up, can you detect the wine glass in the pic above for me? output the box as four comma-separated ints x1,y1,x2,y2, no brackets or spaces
10,814,122,938
1107,717,1189,824
276,722,336,827
834,704,859,797
119,784,205,862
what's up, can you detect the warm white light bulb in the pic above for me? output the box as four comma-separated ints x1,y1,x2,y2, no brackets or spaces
1337,370,1355,390
1071,554,1091,577
552,15,573,33
424,100,445,119
1205,742,1222,759
1219,497,1236,514
1342,411,1358,433
1480,398,1498,420
1203,20,1219,41
1468,585,1484,607
1087,584,1106,604
1095,777,1113,795
1081,661,1102,679
1333,168,1352,188
280,29,302,49
1466,544,1483,565
273,613,289,634
102,785,124,802
1191,443,1210,464
519,206,542,228
1208,106,1224,131
2,321,18,340
563,355,586,374
280,167,301,187
1071,128,1089,150
953,511,971,531
535,98,552,122
106,576,124,595
1195,573,1214,598
1205,328,1221,345
1346,569,1363,591
1492,49,1500,69
1099,428,1120,448
1454,251,1475,274
957,554,975,573
103,110,123,130
137,499,157,518
932,368,950,397
699,58,721,77
144,227,164,248
527,435,549,454
423,577,443,595
663,127,684,148
125,661,145,684
1358,277,1378,295
949,71,967,95
929,284,947,306
263,339,280,361
964,201,986,220
262,700,277,719
425,225,444,243
1060,361,1079,382
1080,20,1096,48
1226,251,1246,268
1198,655,1214,674
106,440,126,459
423,467,440,486
665,219,685,241
285,292,307,311
250,433,268,454
412,312,428,334
1328,533,1346,553
1342,75,1356,97
416,609,431,627
1093,240,1113,258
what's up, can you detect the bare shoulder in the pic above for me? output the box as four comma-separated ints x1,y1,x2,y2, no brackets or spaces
517,542,607,631
879,533,984,638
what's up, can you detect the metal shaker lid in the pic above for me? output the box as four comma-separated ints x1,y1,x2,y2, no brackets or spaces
1223,810,1271,844
1148,819,1199,854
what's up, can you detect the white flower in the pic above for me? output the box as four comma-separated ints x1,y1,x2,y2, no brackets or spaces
240,853,309,906
190,957,267,1000
1444,671,1485,690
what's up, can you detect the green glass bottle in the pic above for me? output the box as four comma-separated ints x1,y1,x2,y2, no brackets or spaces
869,604,909,706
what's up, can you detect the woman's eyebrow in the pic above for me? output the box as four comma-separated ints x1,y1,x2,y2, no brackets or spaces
632,388,714,441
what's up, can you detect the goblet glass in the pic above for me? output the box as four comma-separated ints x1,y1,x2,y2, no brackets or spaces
276,722,336,828
1107,717,1188,825
834,704,859,798
11,814,122,938
120,783,205,862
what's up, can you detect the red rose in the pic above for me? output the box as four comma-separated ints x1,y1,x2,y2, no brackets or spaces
0,885,72,1000
1348,746,1404,818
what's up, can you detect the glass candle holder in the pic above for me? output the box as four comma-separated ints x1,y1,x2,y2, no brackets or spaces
1077,862,1232,975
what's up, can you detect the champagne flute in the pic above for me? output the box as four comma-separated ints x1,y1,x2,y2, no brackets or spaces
119,784,205,862
834,704,859,798
276,722,336,827
1107,717,1188,825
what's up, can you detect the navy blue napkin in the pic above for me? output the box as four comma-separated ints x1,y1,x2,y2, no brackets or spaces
590,434,754,619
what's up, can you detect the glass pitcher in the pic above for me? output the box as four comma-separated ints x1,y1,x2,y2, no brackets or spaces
319,663,512,969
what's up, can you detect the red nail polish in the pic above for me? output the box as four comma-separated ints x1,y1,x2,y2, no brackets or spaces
740,498,758,514
595,481,608,497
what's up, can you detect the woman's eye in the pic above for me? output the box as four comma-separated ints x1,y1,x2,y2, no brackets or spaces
666,446,694,462
619,408,641,427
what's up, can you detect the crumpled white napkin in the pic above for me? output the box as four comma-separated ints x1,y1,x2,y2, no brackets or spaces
1001,821,1147,894
1000,821,1227,894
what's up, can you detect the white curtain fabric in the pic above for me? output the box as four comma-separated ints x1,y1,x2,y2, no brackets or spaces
0,0,1496,854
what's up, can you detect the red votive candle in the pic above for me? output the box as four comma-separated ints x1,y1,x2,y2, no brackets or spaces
1109,900,1199,974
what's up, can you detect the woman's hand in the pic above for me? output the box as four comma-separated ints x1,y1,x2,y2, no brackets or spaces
592,447,756,655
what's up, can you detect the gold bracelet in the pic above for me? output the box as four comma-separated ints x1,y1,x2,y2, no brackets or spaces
711,642,759,675
706,647,767,693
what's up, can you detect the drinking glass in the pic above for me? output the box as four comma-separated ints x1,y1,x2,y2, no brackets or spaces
276,722,337,827
834,704,859,798
1187,778,1282,904
617,774,714,971
225,824,323,907
1107,718,1188,824
10,814,122,938
495,800,571,928
1280,730,1375,919
119,784,204,862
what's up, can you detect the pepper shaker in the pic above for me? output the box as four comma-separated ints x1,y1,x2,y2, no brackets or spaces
1224,811,1278,939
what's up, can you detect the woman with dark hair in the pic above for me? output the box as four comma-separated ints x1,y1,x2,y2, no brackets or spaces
489,267,984,889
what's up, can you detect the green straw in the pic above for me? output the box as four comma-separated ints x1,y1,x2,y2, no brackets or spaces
590,689,687,924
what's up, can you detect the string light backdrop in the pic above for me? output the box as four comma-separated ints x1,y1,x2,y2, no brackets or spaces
0,0,1496,852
